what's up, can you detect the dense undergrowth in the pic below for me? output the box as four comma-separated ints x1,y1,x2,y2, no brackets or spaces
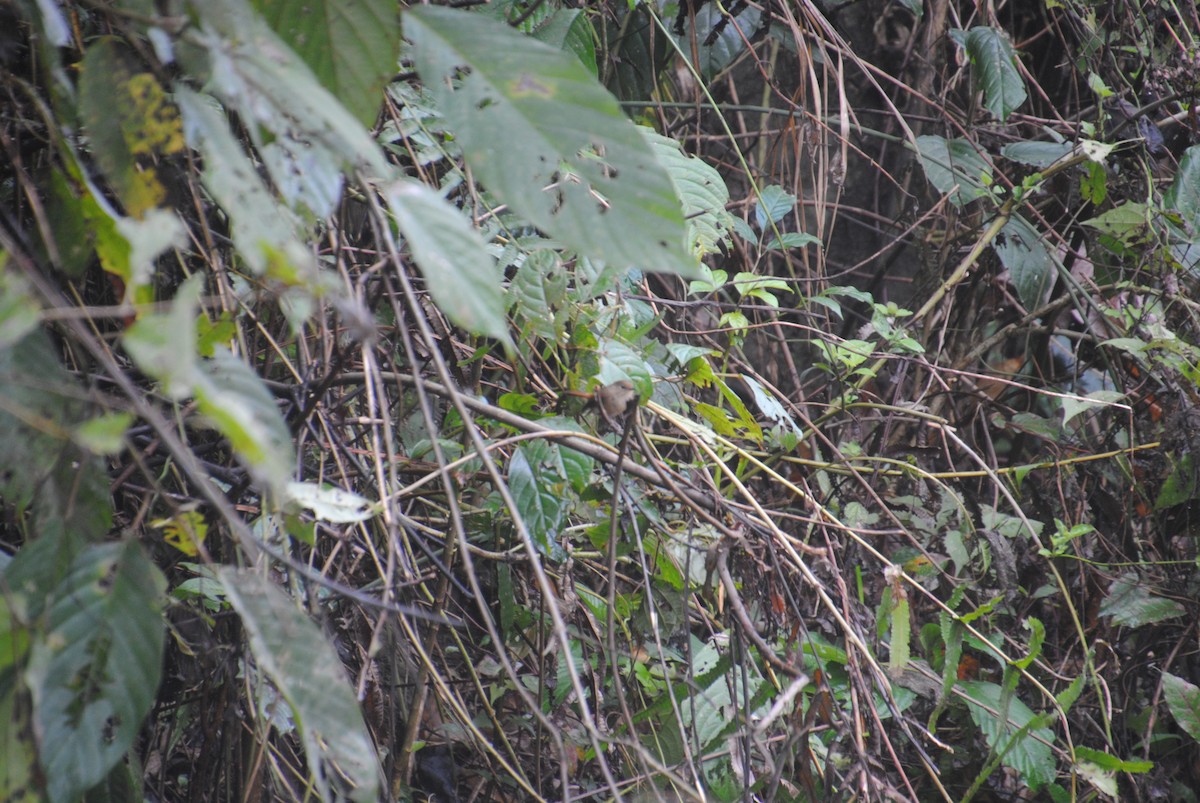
2,0,1200,801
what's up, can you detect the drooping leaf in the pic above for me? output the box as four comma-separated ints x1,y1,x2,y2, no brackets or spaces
25,541,166,803
914,135,993,206
188,0,388,180
405,5,697,277
959,27,1027,122
252,0,399,128
383,178,511,345
124,277,295,497
994,214,1058,311
959,680,1056,790
220,569,381,803
176,88,324,286
1161,672,1200,743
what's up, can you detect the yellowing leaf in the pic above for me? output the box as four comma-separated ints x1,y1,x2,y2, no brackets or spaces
152,510,208,556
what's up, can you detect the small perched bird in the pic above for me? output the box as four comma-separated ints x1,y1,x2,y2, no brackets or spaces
559,379,639,429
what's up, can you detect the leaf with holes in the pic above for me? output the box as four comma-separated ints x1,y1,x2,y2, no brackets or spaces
26,542,166,803
405,5,696,277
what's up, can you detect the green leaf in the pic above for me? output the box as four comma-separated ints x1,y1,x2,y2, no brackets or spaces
1161,672,1200,743
754,184,796,229
189,0,388,180
1165,145,1200,230
194,348,295,498
959,680,1056,789
642,127,734,257
1099,573,1186,626
0,326,113,543
508,446,567,560
596,338,653,401
994,214,1057,311
384,178,511,345
405,5,696,277
26,541,166,803
1002,140,1073,168
219,569,380,803
888,594,911,674
285,482,375,524
1073,746,1153,773
176,88,324,286
252,0,399,128
1082,202,1151,243
961,27,1027,122
73,412,134,455
914,136,993,206
123,274,202,397
766,231,821,250
1155,452,1198,509
531,8,597,76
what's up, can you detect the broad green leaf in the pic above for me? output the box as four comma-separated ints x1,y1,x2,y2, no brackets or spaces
26,541,166,803
766,231,821,250
252,0,399,128
1155,453,1197,509
1165,145,1200,230
220,569,380,803
642,126,734,257
1060,390,1126,427
195,348,295,498
914,135,993,206
1083,202,1151,242
405,5,697,277
0,326,112,544
176,88,323,286
188,0,388,180
525,418,594,492
994,214,1057,311
961,27,1027,122
384,178,511,345
754,184,796,229
510,249,563,339
1099,573,1186,626
596,338,653,401
739,374,802,436
286,481,374,523
1161,672,1200,743
959,680,1056,790
507,447,566,560
1002,141,1073,168
531,8,598,75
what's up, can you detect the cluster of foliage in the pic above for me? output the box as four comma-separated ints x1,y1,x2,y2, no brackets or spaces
3,0,1200,801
